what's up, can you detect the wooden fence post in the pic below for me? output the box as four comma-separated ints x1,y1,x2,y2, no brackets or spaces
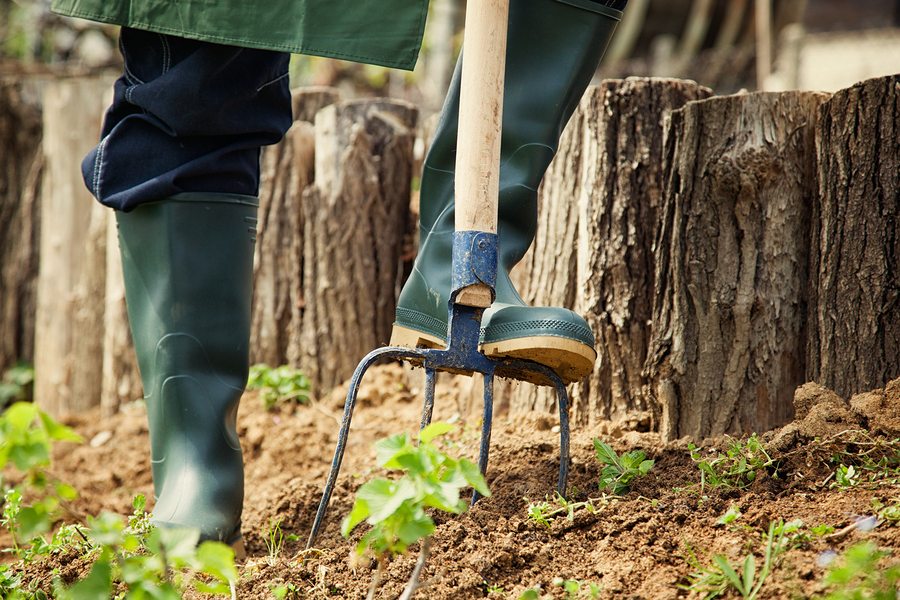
507,78,710,424
33,76,112,416
644,90,829,441
250,88,340,369
808,75,900,399
299,99,418,395
0,77,43,379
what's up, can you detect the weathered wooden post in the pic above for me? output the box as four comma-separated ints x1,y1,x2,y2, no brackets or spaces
34,76,113,415
298,99,418,395
250,88,340,369
0,77,43,379
644,90,830,441
807,75,900,399
508,78,711,424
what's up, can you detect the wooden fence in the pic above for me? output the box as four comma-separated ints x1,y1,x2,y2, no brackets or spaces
1,73,897,441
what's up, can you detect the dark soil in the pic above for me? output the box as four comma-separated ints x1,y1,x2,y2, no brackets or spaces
5,364,900,599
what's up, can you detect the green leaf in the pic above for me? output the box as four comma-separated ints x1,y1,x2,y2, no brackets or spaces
419,422,453,444
4,402,37,431
742,553,756,594
358,478,416,523
342,498,371,538
593,439,620,468
375,433,412,469
9,441,49,472
150,527,201,563
422,481,464,514
39,412,83,443
639,459,655,475
397,513,434,546
17,505,50,540
87,512,126,547
712,555,744,595
56,481,79,501
459,458,490,497
195,540,238,584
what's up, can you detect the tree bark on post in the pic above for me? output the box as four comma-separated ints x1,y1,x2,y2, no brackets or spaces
808,75,900,399
299,99,418,395
33,77,112,416
645,90,829,442
508,78,711,424
250,88,340,369
0,78,43,378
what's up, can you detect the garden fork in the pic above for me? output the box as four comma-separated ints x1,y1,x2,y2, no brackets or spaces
305,0,573,550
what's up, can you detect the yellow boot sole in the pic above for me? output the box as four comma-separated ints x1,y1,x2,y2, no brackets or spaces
390,325,596,384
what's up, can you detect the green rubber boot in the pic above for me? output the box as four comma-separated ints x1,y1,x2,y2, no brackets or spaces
391,0,622,383
116,192,257,557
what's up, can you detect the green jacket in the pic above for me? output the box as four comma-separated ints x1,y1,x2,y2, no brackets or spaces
51,0,430,70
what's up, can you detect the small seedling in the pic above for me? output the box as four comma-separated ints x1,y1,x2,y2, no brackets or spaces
681,520,788,600
0,402,82,559
342,423,489,600
265,517,285,560
272,581,303,599
717,506,743,528
688,434,775,492
593,439,654,495
871,497,900,525
526,493,608,528
810,523,836,537
821,541,900,600
248,364,311,410
55,510,238,599
831,464,861,489
553,578,601,599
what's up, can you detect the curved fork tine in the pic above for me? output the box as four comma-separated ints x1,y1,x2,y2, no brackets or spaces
552,374,571,497
471,371,495,505
419,368,437,432
305,347,406,551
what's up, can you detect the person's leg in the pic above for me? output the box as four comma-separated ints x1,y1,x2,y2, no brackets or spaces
392,0,626,383
90,28,292,556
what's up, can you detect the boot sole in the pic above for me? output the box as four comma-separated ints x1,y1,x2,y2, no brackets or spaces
390,325,596,384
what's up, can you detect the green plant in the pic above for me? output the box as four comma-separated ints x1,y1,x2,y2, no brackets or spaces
717,506,743,528
55,511,238,599
682,520,788,600
871,497,900,525
264,517,287,560
552,578,601,599
821,541,900,600
526,493,610,528
342,423,489,600
248,364,310,410
0,401,82,559
272,581,303,599
831,464,862,490
593,439,654,495
688,434,775,492
0,363,34,409
811,523,836,537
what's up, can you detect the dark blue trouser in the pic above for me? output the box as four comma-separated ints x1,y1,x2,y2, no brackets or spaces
83,27,293,212
86,0,628,211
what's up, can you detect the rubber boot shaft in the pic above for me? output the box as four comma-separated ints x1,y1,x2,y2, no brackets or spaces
117,192,257,544
394,0,621,380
